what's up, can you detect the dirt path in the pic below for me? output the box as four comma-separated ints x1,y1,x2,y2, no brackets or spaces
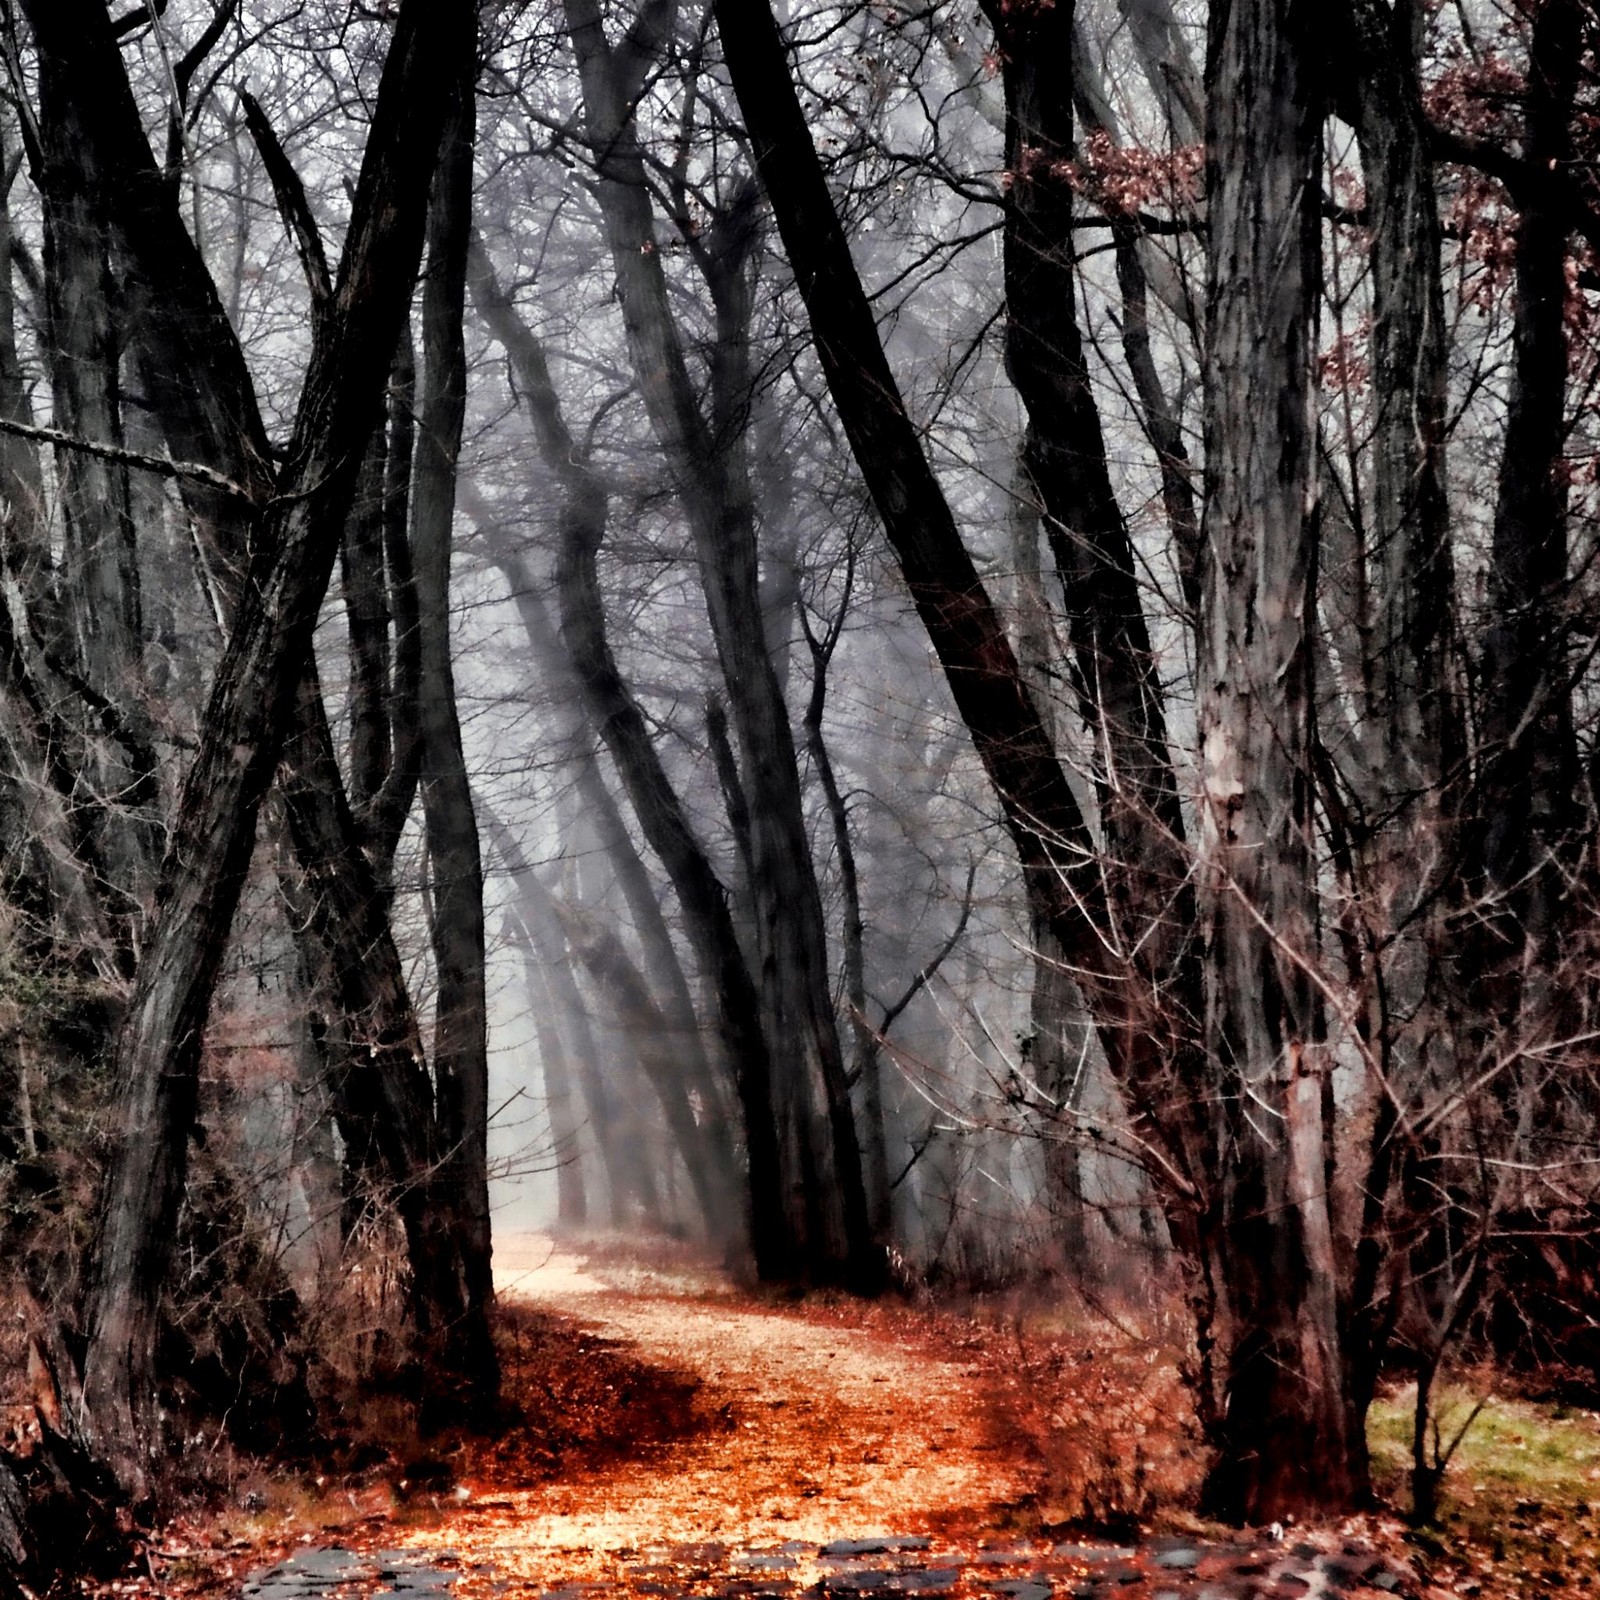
393,1233,1031,1585
234,1235,1433,1600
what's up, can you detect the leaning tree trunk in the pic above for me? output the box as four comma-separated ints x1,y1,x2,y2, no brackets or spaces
980,0,1192,989
411,61,498,1413
1196,0,1362,1522
709,0,1218,1296
73,0,466,1494
23,0,494,1405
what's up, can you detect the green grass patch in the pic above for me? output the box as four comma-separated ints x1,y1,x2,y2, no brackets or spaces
1369,1383,1600,1592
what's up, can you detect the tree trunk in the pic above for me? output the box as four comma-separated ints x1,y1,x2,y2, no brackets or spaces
980,0,1192,987
1008,477,1089,1269
799,586,889,1242
1196,0,1360,1522
504,825,656,1227
341,415,393,808
22,0,495,1419
35,41,156,944
1478,0,1583,963
412,60,497,1410
72,0,467,1492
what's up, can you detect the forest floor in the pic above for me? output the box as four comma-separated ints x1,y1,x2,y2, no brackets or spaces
87,1233,1600,1600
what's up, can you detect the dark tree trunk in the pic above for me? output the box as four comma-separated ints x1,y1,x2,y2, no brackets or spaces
412,61,497,1409
342,415,393,809
1196,0,1360,1522
1068,50,1201,619
22,0,493,1415
1478,0,1583,961
35,42,156,941
275,670,486,1392
980,0,1191,986
71,0,467,1492
709,0,1216,1259
799,587,888,1242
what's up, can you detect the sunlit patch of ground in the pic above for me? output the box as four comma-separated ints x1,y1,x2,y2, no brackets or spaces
378,1232,1037,1589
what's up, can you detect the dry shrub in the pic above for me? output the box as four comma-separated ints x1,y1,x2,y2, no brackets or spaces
785,1260,1203,1538
986,1304,1199,1536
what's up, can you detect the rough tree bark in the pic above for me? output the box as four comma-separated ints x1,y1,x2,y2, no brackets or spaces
1196,0,1358,1520
1478,0,1583,962
71,0,468,1492
35,39,157,946
21,0,494,1408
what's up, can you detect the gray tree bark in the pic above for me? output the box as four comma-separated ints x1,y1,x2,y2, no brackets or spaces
1196,0,1359,1521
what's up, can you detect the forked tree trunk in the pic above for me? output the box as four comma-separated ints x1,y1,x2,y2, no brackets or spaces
1196,0,1362,1522
72,0,467,1493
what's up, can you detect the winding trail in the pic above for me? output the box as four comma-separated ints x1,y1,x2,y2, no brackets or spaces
403,1232,1031,1584
238,1234,1432,1600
